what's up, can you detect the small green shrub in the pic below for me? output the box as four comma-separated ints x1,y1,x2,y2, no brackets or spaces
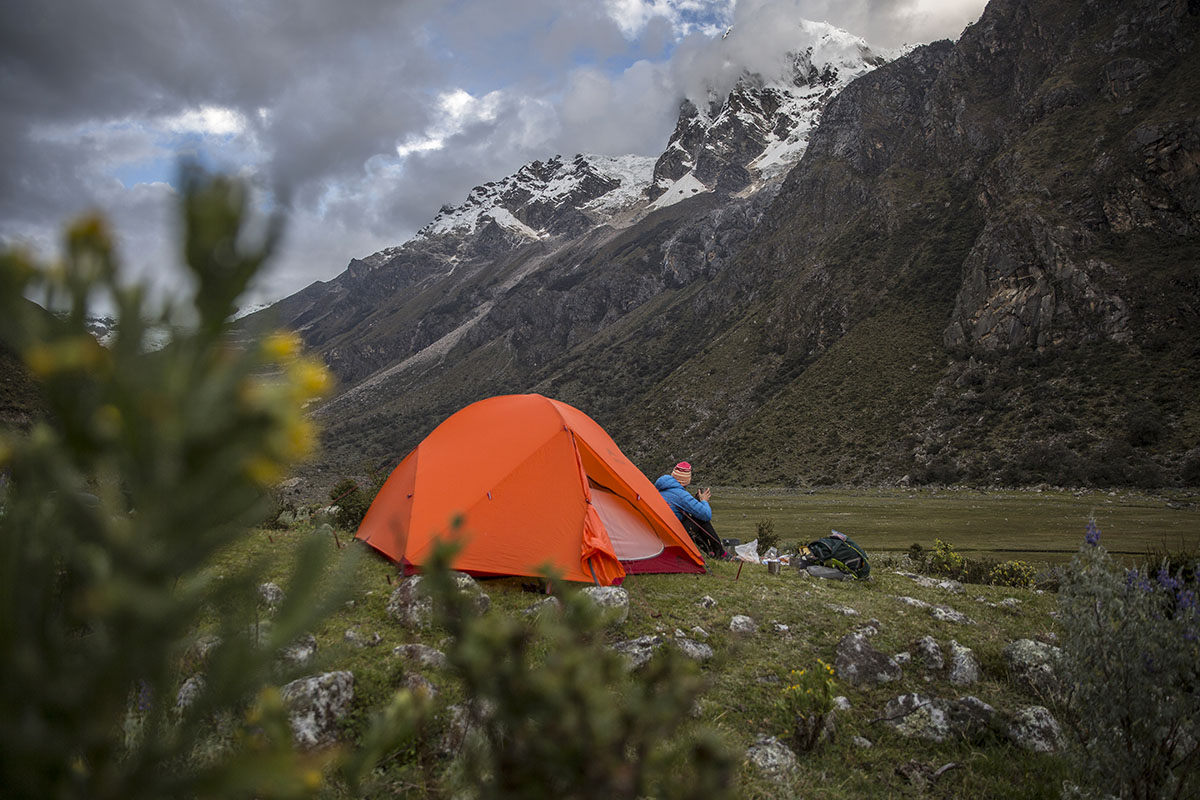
928,538,965,578
1058,522,1200,799
755,517,780,552
780,659,838,752
989,560,1038,589
907,542,927,569
960,556,997,585
421,542,737,799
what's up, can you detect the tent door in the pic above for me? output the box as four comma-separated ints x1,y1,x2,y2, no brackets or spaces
588,481,664,561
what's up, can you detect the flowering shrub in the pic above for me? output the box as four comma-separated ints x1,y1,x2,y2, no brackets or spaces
1057,522,1200,799
989,560,1038,589
928,538,966,578
780,659,837,752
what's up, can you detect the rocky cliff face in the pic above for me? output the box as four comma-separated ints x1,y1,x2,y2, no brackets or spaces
255,0,1200,490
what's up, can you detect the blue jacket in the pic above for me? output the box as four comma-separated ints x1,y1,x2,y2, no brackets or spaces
654,475,712,522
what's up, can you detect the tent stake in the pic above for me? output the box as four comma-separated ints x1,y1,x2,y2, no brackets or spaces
735,561,744,581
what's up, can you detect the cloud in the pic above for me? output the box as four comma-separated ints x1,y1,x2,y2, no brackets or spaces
0,0,987,309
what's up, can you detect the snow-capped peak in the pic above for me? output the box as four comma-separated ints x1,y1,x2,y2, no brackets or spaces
414,153,655,241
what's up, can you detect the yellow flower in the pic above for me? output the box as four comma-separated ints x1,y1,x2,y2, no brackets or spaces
303,769,323,791
262,330,302,360
289,356,332,398
245,455,284,487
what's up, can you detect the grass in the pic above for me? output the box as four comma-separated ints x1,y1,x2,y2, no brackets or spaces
198,487,1200,797
711,487,1200,563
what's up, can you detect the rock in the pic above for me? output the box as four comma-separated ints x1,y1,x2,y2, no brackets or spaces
439,700,494,757
833,696,852,711
258,582,284,610
612,635,713,669
896,595,931,608
947,640,981,685
835,632,902,686
392,643,448,670
948,696,996,741
851,735,873,748
826,603,859,616
772,622,790,633
280,633,318,671
881,693,952,741
344,628,382,648
854,619,882,637
184,634,221,671
399,673,438,699
280,671,355,749
174,674,205,716
894,651,912,665
930,605,975,625
691,625,709,639
386,573,491,629
882,694,996,743
937,579,965,594
697,595,718,609
581,585,629,625
1002,639,1063,699
745,736,799,781
1006,706,1063,752
523,596,563,617
914,636,944,671
729,615,758,635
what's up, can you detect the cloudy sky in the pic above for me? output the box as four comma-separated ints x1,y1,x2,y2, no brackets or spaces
0,0,987,310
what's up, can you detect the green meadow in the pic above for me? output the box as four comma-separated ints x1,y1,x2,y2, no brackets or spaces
711,487,1200,563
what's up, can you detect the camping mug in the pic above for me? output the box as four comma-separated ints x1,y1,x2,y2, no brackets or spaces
766,559,781,575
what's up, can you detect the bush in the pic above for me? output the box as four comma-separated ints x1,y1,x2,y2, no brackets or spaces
1057,522,1200,799
780,659,838,752
421,542,737,799
0,172,410,798
928,539,966,578
989,560,1038,589
755,517,780,552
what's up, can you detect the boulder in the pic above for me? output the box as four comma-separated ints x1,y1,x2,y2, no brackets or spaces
914,636,944,671
581,585,630,625
947,640,981,685
1003,639,1063,700
1006,705,1063,753
730,615,758,635
745,736,799,781
835,632,902,686
612,635,713,669
386,573,491,629
280,671,355,749
881,694,995,743
392,643,448,670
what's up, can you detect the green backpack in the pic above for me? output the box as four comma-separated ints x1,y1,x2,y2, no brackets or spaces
807,531,870,580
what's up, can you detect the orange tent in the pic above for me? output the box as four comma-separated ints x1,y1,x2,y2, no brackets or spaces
356,394,706,585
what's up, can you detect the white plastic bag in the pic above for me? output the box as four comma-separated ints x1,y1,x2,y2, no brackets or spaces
733,539,761,563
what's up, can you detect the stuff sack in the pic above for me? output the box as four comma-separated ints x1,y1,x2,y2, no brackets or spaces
806,530,870,580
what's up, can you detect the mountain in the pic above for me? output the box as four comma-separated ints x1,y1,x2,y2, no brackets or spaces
250,0,1200,491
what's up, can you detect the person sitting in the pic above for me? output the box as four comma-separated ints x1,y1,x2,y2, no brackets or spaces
654,462,724,558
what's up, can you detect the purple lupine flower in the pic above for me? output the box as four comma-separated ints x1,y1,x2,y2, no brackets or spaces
1084,521,1101,547
1178,589,1196,613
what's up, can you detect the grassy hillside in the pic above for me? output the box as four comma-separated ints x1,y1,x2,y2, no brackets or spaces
222,505,1094,798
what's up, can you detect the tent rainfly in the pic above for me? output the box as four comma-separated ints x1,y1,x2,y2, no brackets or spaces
355,394,706,585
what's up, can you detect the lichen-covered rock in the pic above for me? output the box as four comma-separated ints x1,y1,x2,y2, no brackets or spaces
523,595,563,617
581,585,629,625
280,671,355,749
258,581,284,610
947,640,981,685
835,632,902,686
914,636,944,671
278,633,318,671
386,572,491,629
896,595,931,609
399,673,438,699
729,614,758,635
344,628,383,648
392,643,448,670
697,595,717,609
745,735,799,781
948,695,996,741
612,634,713,669
826,603,859,616
882,693,952,741
1006,705,1063,752
930,605,975,625
1003,639,1063,700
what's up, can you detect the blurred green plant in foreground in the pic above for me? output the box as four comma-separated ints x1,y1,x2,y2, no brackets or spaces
0,170,412,798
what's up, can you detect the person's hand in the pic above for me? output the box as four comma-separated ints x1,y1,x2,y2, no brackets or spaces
698,487,711,502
